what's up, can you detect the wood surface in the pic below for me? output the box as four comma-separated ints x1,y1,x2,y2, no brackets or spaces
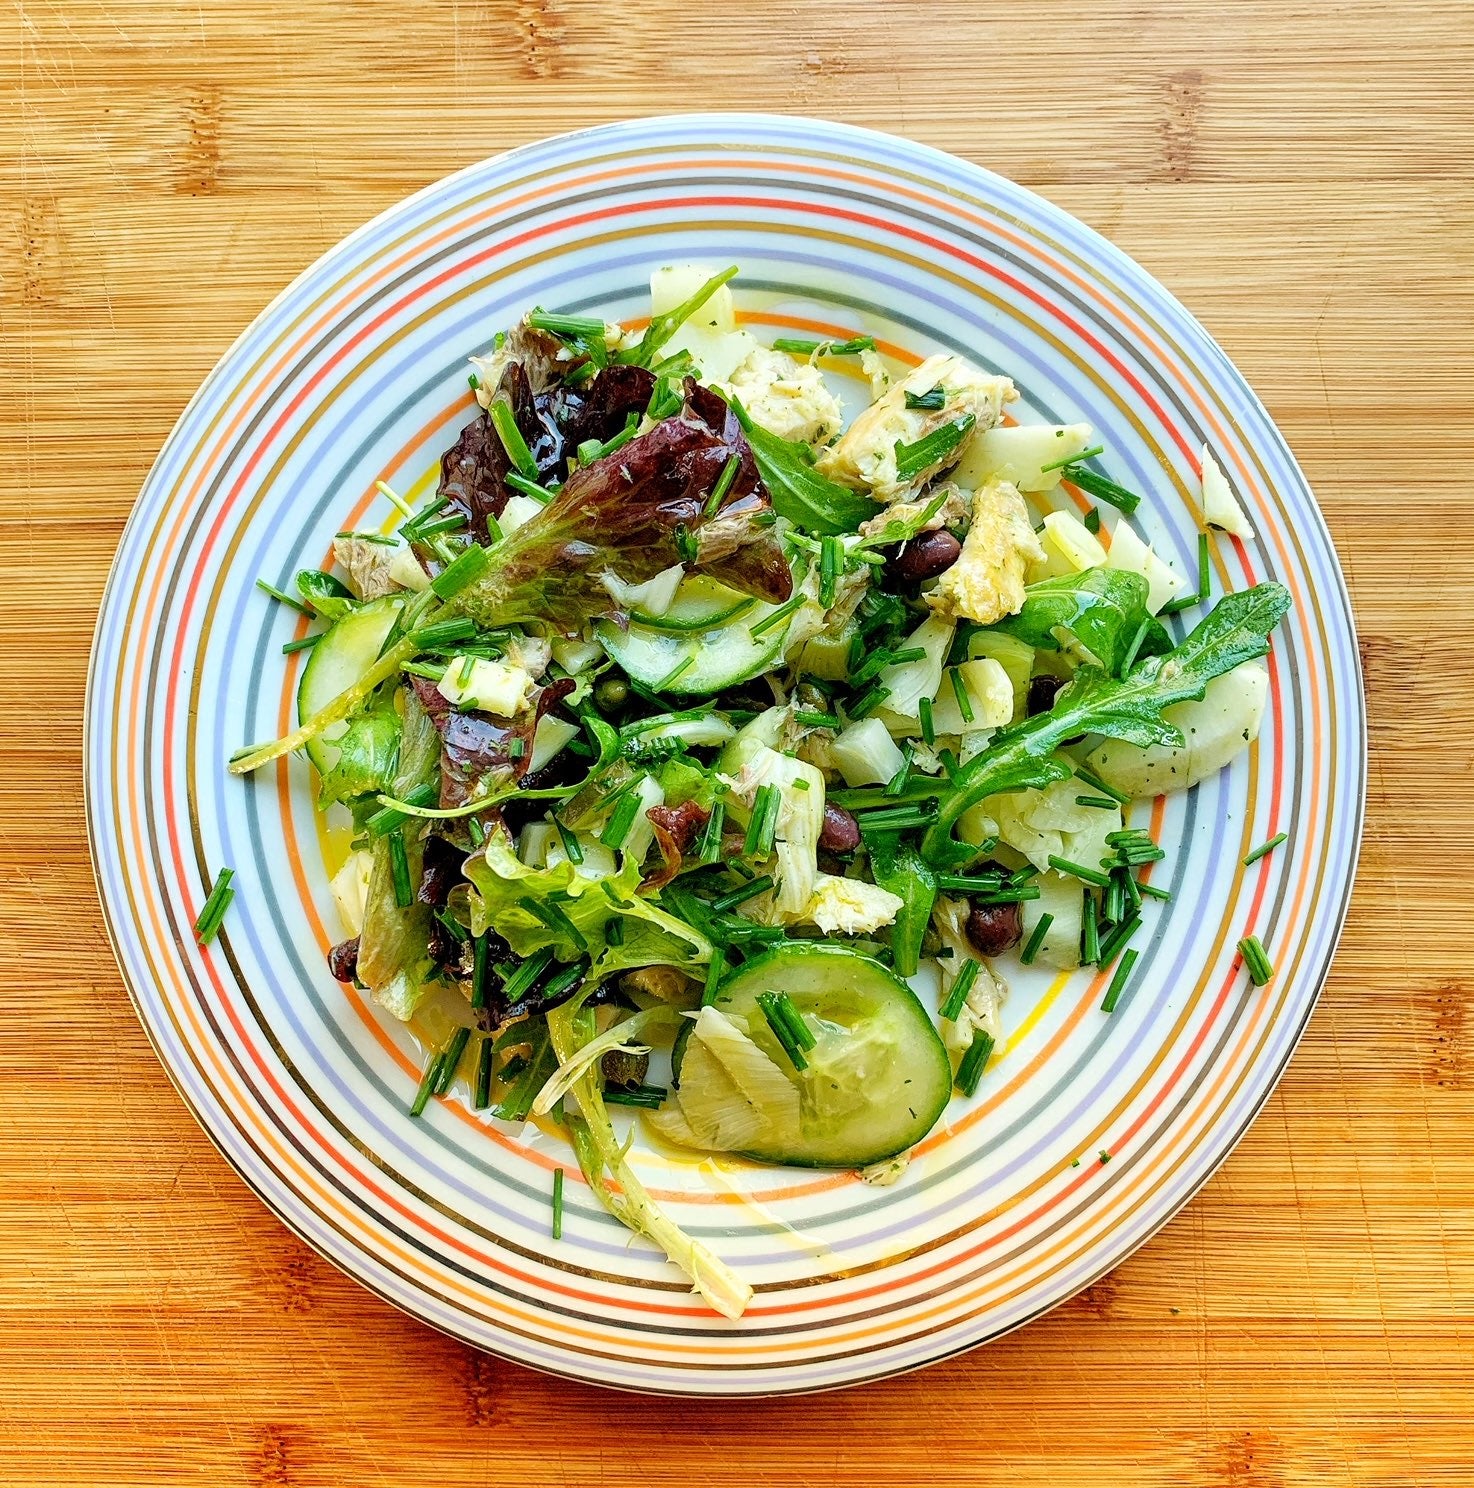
2,1,1471,1483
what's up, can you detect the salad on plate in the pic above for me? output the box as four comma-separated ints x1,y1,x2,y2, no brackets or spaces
228,265,1289,1318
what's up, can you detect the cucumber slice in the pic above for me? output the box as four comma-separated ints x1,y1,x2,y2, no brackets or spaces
296,596,403,773
683,945,952,1168
596,577,790,694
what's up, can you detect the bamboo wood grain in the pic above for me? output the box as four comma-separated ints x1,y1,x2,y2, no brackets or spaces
2,2,1471,1483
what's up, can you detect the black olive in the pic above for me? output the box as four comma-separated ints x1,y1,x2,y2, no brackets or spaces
1027,673,1065,716
892,529,963,583
327,937,360,983
965,901,1023,957
819,804,862,854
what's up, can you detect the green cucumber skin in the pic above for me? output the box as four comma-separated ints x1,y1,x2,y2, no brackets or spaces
296,596,403,772
701,944,953,1169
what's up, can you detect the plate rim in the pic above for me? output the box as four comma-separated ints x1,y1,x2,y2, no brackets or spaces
83,111,1368,1396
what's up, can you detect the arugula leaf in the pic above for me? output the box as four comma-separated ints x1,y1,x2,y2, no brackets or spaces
295,568,358,622
867,840,937,978
991,568,1173,676
921,583,1291,865
730,398,876,536
616,265,739,368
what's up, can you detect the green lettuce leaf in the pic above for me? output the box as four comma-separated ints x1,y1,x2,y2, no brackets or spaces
316,702,401,809
463,833,710,976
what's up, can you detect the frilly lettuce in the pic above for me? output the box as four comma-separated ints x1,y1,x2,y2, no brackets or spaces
462,831,710,977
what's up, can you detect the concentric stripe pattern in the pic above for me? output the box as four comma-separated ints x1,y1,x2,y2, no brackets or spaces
85,115,1363,1395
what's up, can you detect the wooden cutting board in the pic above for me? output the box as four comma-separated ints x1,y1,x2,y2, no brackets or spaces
2,2,1470,1483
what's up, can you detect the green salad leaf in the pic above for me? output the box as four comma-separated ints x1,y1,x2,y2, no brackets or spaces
867,840,937,978
462,833,710,975
991,568,1173,676
316,701,401,809
731,399,876,536
921,582,1291,865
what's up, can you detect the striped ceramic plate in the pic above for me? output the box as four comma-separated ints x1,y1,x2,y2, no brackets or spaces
85,115,1364,1396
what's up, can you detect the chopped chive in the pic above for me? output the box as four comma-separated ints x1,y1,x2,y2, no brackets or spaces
551,1167,565,1239
856,799,938,835
1096,913,1143,968
335,529,396,545
935,872,1008,893
519,895,588,952
712,875,774,914
602,1083,669,1109
1075,795,1120,810
430,543,493,599
904,385,947,411
918,695,936,746
489,397,538,478
1119,618,1150,677
281,632,322,655
255,578,310,615
1098,1149,1112,1164
409,1044,445,1117
600,788,645,852
1073,766,1129,804
554,819,584,865
794,710,840,730
893,414,975,481
1238,934,1274,986
471,934,493,1010
1121,868,1142,911
949,666,975,725
1243,832,1287,867
387,831,414,908
1020,912,1054,965
528,309,608,339
1081,891,1100,965
433,1028,471,1096
848,684,891,720
414,616,479,649
884,741,915,798
654,655,694,691
1102,871,1126,927
749,593,806,638
703,454,743,517
1101,947,1140,1013
1137,879,1172,902
819,534,842,608
1038,442,1105,474
192,867,236,944
1083,507,1102,534
504,470,551,503
955,1029,995,1097
365,782,439,838
940,960,980,1023
1059,463,1141,514
744,784,781,858
771,335,875,357
756,991,816,1072
1048,855,1113,888
697,799,726,865
701,943,728,1005
473,1036,494,1109
467,371,480,391
501,947,555,1003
